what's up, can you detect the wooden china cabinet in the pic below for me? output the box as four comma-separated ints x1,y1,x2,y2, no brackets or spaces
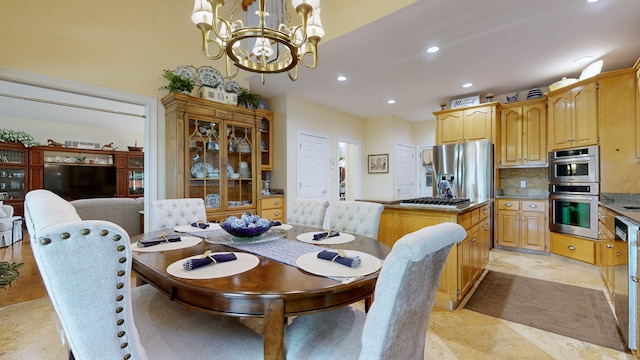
0,142,29,217
162,93,274,222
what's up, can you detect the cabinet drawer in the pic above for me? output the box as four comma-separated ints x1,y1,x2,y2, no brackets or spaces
478,205,490,220
550,233,596,264
521,201,546,212
261,197,284,209
261,208,284,221
497,199,520,211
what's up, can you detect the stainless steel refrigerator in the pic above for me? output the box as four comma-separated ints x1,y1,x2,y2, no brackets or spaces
432,140,494,200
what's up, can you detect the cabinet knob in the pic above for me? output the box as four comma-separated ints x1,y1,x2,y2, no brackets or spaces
274,201,280,205
274,211,280,216
529,204,537,208
471,238,477,243
607,244,614,249
505,203,512,207
568,245,576,251
482,208,487,213
616,251,622,256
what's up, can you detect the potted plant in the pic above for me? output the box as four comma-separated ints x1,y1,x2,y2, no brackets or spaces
0,261,23,289
159,70,195,94
237,87,261,109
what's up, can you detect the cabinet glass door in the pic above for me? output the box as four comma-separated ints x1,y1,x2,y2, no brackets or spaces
226,123,254,208
189,118,222,210
0,168,25,201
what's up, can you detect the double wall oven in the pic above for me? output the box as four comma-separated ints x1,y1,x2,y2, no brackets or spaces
548,145,599,239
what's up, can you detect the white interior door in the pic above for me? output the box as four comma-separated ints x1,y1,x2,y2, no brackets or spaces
297,132,328,199
395,143,415,197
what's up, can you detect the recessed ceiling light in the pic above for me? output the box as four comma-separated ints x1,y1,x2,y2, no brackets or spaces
462,82,473,88
426,46,440,54
587,0,598,3
575,56,595,63
387,99,396,104
337,75,347,81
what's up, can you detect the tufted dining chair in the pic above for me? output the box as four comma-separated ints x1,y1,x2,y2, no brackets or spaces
283,222,467,359
148,198,207,231
24,189,263,360
327,200,384,239
286,199,330,228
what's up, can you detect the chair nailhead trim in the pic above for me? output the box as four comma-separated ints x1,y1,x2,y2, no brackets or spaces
116,283,124,289
81,229,90,235
40,238,51,245
100,229,109,236
117,245,125,251
118,331,125,338
124,354,131,360
116,306,123,313
116,295,123,301
117,319,124,326
117,270,125,277
61,232,70,239
118,257,126,264
113,235,122,241
120,342,128,349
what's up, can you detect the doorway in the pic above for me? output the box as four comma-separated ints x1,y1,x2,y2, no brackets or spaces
337,139,361,201
417,145,434,197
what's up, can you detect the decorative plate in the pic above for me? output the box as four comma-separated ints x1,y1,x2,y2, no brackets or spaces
226,164,234,175
225,79,241,94
197,66,224,89
175,65,196,82
191,162,216,177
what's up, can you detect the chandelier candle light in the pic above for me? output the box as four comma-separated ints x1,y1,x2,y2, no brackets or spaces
191,0,324,83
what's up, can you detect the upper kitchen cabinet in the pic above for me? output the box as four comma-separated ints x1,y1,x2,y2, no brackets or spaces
434,102,499,145
547,79,598,150
162,93,274,222
258,116,273,171
499,98,547,168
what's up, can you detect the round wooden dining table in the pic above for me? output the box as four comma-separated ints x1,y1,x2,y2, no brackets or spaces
130,224,390,360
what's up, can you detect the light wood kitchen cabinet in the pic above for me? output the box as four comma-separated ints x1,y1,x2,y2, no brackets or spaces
162,93,274,222
498,99,547,167
258,116,273,171
550,232,596,264
378,203,492,310
434,102,499,145
258,195,284,223
496,199,548,252
636,59,640,159
547,79,598,150
598,205,629,296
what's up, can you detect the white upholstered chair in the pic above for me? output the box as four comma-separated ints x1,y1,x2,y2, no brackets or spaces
148,198,207,231
24,190,263,360
283,222,467,359
327,200,384,239
0,202,23,247
286,199,330,228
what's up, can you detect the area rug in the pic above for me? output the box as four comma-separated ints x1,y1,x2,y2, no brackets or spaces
464,271,629,353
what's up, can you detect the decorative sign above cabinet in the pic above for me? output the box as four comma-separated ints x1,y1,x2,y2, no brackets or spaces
450,96,480,109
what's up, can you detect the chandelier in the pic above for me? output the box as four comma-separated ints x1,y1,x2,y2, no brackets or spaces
191,0,324,82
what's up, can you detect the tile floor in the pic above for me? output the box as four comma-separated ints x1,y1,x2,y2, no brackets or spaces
1,235,637,359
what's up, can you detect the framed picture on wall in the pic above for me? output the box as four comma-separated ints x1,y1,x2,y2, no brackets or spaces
368,154,389,174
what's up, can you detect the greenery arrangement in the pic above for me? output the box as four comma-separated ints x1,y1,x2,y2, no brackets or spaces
237,87,261,109
0,128,39,147
0,261,23,290
159,69,195,94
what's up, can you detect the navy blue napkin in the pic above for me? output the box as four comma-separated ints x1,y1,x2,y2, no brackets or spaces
313,230,340,240
271,221,282,226
317,250,361,268
137,235,181,247
183,252,237,270
191,222,210,229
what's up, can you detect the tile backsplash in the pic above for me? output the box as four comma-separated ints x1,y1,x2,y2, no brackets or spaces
498,168,549,197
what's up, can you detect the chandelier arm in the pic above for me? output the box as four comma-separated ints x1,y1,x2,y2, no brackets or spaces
210,0,233,42
200,28,226,60
288,6,311,47
287,65,299,81
298,37,319,69
225,56,239,78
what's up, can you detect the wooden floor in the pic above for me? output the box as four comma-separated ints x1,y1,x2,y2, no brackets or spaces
0,230,48,307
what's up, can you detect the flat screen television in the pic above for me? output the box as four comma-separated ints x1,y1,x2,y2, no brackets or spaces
44,164,117,199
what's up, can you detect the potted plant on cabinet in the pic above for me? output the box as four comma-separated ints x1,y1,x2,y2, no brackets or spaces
237,87,261,109
159,70,195,94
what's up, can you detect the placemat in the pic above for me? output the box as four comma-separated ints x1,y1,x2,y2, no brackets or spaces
131,236,202,252
296,250,381,277
174,223,222,233
296,231,355,244
166,252,259,279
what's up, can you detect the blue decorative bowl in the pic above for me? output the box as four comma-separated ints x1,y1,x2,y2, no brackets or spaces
220,215,272,238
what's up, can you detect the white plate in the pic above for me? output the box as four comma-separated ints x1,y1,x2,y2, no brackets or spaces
174,223,221,232
225,79,241,94
197,66,224,89
167,252,259,279
272,224,293,230
296,250,382,278
175,65,195,82
191,162,216,177
579,60,603,80
132,236,202,252
296,231,355,245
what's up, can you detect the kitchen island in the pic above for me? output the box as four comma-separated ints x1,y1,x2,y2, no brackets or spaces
362,198,493,310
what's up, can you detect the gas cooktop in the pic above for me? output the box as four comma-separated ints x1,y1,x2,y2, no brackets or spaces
400,197,472,209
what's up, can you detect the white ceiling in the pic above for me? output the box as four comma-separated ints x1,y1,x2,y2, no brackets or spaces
248,0,640,122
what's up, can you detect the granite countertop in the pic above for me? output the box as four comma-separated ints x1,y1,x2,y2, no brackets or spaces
599,193,640,223
495,195,549,200
360,198,493,214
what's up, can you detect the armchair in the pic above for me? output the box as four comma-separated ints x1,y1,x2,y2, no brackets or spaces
0,203,22,248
